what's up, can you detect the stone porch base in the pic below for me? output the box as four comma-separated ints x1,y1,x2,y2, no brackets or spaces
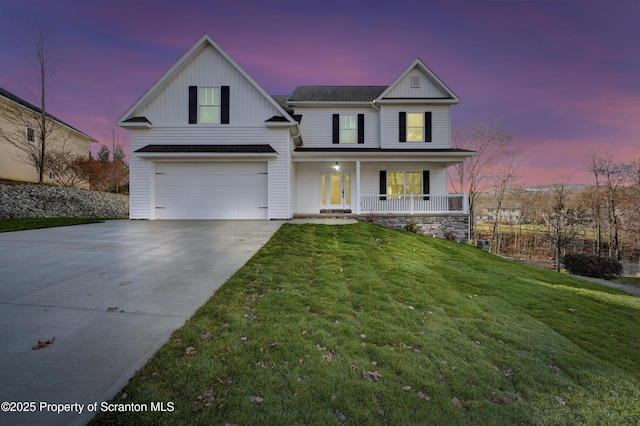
292,213,470,242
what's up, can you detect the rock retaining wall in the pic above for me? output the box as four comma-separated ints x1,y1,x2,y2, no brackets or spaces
0,184,129,219
357,214,470,242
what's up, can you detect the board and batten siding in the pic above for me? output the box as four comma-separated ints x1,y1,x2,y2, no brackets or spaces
380,105,451,149
128,126,291,219
134,45,281,126
382,70,450,99
294,107,380,148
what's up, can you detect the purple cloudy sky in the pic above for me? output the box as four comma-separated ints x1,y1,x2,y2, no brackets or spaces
1,0,638,186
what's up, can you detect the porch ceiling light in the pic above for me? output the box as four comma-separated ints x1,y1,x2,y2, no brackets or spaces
333,162,340,171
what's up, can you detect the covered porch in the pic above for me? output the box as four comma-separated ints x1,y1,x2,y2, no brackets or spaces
292,149,473,216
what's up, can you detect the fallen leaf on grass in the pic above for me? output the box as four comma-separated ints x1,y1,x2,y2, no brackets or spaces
417,391,430,401
363,371,383,382
321,352,333,361
452,396,462,407
249,396,264,404
555,396,566,406
403,386,412,391
335,410,347,424
185,346,196,355
32,337,55,350
256,360,269,368
200,332,210,340
504,369,514,377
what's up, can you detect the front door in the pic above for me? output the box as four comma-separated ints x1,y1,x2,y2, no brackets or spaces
324,171,350,211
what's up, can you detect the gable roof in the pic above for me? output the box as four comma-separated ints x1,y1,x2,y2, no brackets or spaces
118,33,296,126
289,86,387,103
376,58,459,104
0,86,96,142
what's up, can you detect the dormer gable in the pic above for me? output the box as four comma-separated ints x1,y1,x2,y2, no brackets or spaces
118,33,295,128
376,59,459,105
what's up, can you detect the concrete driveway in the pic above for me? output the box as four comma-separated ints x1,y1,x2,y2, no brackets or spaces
0,220,282,426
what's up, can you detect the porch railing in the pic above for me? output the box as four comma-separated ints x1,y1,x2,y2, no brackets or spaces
361,193,469,214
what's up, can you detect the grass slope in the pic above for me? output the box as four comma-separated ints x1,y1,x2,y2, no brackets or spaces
91,223,640,425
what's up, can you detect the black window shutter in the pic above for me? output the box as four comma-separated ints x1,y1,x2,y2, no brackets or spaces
423,170,430,200
357,114,365,144
188,86,198,124
332,114,339,144
379,171,387,201
425,111,432,142
221,86,230,124
399,112,406,142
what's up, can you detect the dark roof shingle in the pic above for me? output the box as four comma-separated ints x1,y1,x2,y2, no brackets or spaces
289,86,387,102
135,144,277,154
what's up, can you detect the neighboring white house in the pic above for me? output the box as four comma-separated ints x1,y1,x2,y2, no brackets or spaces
119,33,475,227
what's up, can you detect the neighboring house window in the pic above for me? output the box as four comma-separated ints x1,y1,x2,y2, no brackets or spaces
380,170,430,200
332,114,365,144
26,127,35,143
49,172,57,180
188,85,230,124
399,111,432,142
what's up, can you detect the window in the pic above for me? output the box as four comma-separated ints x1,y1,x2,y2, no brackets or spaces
199,87,220,123
26,127,35,143
399,111,432,142
333,114,364,144
407,113,424,142
188,85,229,124
388,172,422,198
411,75,421,88
340,115,357,143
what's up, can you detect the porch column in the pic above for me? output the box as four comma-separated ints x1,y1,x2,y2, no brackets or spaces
355,160,361,214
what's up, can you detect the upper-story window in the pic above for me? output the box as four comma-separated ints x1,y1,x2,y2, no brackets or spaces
199,87,220,123
399,111,432,143
407,113,424,142
332,113,364,144
340,115,357,143
188,85,230,124
26,127,35,143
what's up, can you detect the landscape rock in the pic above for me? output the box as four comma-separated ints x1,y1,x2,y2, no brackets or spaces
0,184,128,219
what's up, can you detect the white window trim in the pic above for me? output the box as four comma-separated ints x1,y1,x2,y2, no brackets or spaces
339,114,357,143
406,113,424,142
198,87,221,124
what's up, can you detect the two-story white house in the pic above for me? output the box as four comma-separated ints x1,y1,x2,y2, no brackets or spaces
119,34,475,239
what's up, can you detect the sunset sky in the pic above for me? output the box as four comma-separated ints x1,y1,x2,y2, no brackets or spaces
1,0,638,186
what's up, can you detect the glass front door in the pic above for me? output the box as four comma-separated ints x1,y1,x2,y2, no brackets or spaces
323,171,350,210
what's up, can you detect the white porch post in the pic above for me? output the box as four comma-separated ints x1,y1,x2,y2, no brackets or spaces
463,192,469,214
355,160,361,214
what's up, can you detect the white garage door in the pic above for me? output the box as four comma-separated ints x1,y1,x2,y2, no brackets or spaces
154,162,268,219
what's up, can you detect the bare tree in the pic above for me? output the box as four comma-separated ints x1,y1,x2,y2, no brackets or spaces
589,156,628,261
0,29,65,183
96,97,128,193
489,155,522,254
449,122,520,238
542,181,576,272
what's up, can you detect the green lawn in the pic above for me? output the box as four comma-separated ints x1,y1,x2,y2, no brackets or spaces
90,223,640,425
0,217,106,232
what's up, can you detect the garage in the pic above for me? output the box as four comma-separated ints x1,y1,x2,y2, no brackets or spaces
154,161,268,219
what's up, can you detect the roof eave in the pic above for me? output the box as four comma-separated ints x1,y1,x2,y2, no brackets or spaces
134,152,279,160
288,101,376,107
